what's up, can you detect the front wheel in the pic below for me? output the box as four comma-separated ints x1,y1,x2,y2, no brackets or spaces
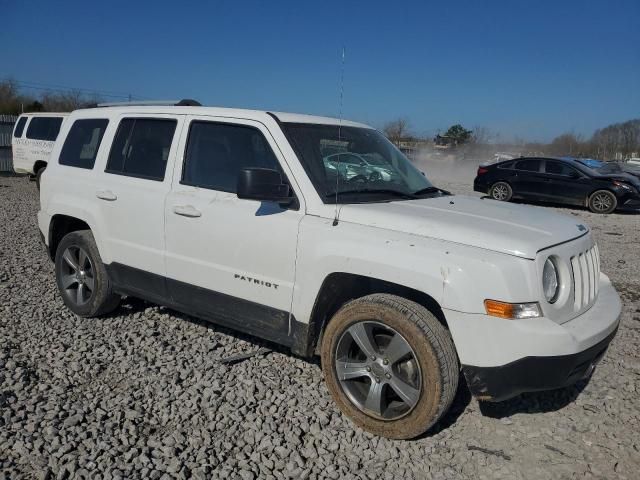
55,230,121,317
321,294,459,439
588,190,617,214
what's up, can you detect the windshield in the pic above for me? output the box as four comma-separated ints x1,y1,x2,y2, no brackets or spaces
281,123,436,203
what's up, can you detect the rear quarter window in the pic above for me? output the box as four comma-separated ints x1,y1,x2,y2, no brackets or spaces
26,117,64,141
59,119,109,169
13,117,28,138
497,161,514,169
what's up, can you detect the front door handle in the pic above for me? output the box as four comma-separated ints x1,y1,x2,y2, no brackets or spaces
96,190,117,201
173,205,202,218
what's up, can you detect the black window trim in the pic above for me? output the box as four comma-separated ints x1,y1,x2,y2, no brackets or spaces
104,117,178,182
179,119,299,208
58,118,110,170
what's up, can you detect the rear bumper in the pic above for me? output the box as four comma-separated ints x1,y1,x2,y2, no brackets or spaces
463,327,617,401
473,178,489,193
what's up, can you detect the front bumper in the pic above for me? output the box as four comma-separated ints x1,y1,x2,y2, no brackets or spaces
619,195,640,212
444,273,621,401
463,326,616,401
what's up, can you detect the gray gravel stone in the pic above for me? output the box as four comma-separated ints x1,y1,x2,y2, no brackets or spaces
1,174,639,479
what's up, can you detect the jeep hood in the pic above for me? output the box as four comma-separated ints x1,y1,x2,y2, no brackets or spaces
338,195,588,259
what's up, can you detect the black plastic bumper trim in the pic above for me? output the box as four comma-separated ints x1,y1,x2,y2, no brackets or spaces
462,326,618,402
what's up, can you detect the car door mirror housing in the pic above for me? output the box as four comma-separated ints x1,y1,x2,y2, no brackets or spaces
237,168,293,205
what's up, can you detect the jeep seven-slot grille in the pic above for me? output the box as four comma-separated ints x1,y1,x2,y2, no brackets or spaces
570,244,600,311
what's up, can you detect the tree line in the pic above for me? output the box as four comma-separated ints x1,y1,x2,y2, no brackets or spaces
384,118,640,160
0,80,102,115
2,79,637,159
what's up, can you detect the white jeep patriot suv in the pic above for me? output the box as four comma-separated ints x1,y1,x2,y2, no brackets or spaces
38,102,621,439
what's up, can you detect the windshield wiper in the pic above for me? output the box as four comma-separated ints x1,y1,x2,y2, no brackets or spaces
324,188,417,199
412,186,451,196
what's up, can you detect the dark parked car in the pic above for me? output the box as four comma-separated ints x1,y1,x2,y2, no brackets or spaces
474,157,640,214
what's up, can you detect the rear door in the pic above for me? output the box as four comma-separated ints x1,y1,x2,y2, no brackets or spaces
511,158,549,198
95,114,184,299
163,115,304,343
543,160,590,205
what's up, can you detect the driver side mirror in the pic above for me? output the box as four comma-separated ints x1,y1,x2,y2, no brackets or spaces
237,168,293,206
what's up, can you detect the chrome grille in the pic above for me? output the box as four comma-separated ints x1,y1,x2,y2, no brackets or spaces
570,244,599,311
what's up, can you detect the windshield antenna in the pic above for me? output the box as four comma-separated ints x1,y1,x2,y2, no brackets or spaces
333,45,346,226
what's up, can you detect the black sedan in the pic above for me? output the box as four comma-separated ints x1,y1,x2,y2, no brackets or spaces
473,157,640,213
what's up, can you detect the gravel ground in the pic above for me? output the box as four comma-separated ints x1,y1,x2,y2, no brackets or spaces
1,173,639,480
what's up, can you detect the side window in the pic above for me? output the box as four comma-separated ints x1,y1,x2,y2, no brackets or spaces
106,118,177,181
182,121,281,193
59,119,109,169
515,159,541,172
545,161,576,176
13,117,28,138
497,161,514,169
26,117,64,141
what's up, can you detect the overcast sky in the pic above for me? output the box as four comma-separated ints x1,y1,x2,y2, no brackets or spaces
2,0,638,141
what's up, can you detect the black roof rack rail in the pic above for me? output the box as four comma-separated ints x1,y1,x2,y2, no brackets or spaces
95,99,202,107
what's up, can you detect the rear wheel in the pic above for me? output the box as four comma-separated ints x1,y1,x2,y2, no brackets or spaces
55,230,120,317
489,181,512,201
321,294,459,439
588,190,617,214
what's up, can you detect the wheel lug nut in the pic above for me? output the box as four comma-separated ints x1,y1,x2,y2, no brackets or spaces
385,373,392,379
366,366,371,372
383,358,389,365
375,377,380,384
370,355,376,361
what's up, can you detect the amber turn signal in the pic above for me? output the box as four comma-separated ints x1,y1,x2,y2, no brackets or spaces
484,300,542,319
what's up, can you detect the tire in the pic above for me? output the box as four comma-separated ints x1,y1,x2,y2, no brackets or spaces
321,294,459,439
35,167,45,191
489,181,512,202
588,190,617,214
54,230,121,317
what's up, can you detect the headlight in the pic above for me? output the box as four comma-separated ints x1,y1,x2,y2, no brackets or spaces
543,257,559,303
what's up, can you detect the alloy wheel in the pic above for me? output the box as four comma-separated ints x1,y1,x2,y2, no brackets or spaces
592,193,613,212
492,183,509,200
59,246,95,305
335,321,422,420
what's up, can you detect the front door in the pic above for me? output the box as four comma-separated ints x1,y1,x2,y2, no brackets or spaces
543,160,590,206
164,116,304,344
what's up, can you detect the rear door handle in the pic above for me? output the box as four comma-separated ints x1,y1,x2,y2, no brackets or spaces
173,205,202,218
96,190,117,201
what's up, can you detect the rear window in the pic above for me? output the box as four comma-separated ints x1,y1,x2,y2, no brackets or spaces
59,119,109,169
106,118,177,181
514,159,541,172
13,117,28,138
26,117,64,141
